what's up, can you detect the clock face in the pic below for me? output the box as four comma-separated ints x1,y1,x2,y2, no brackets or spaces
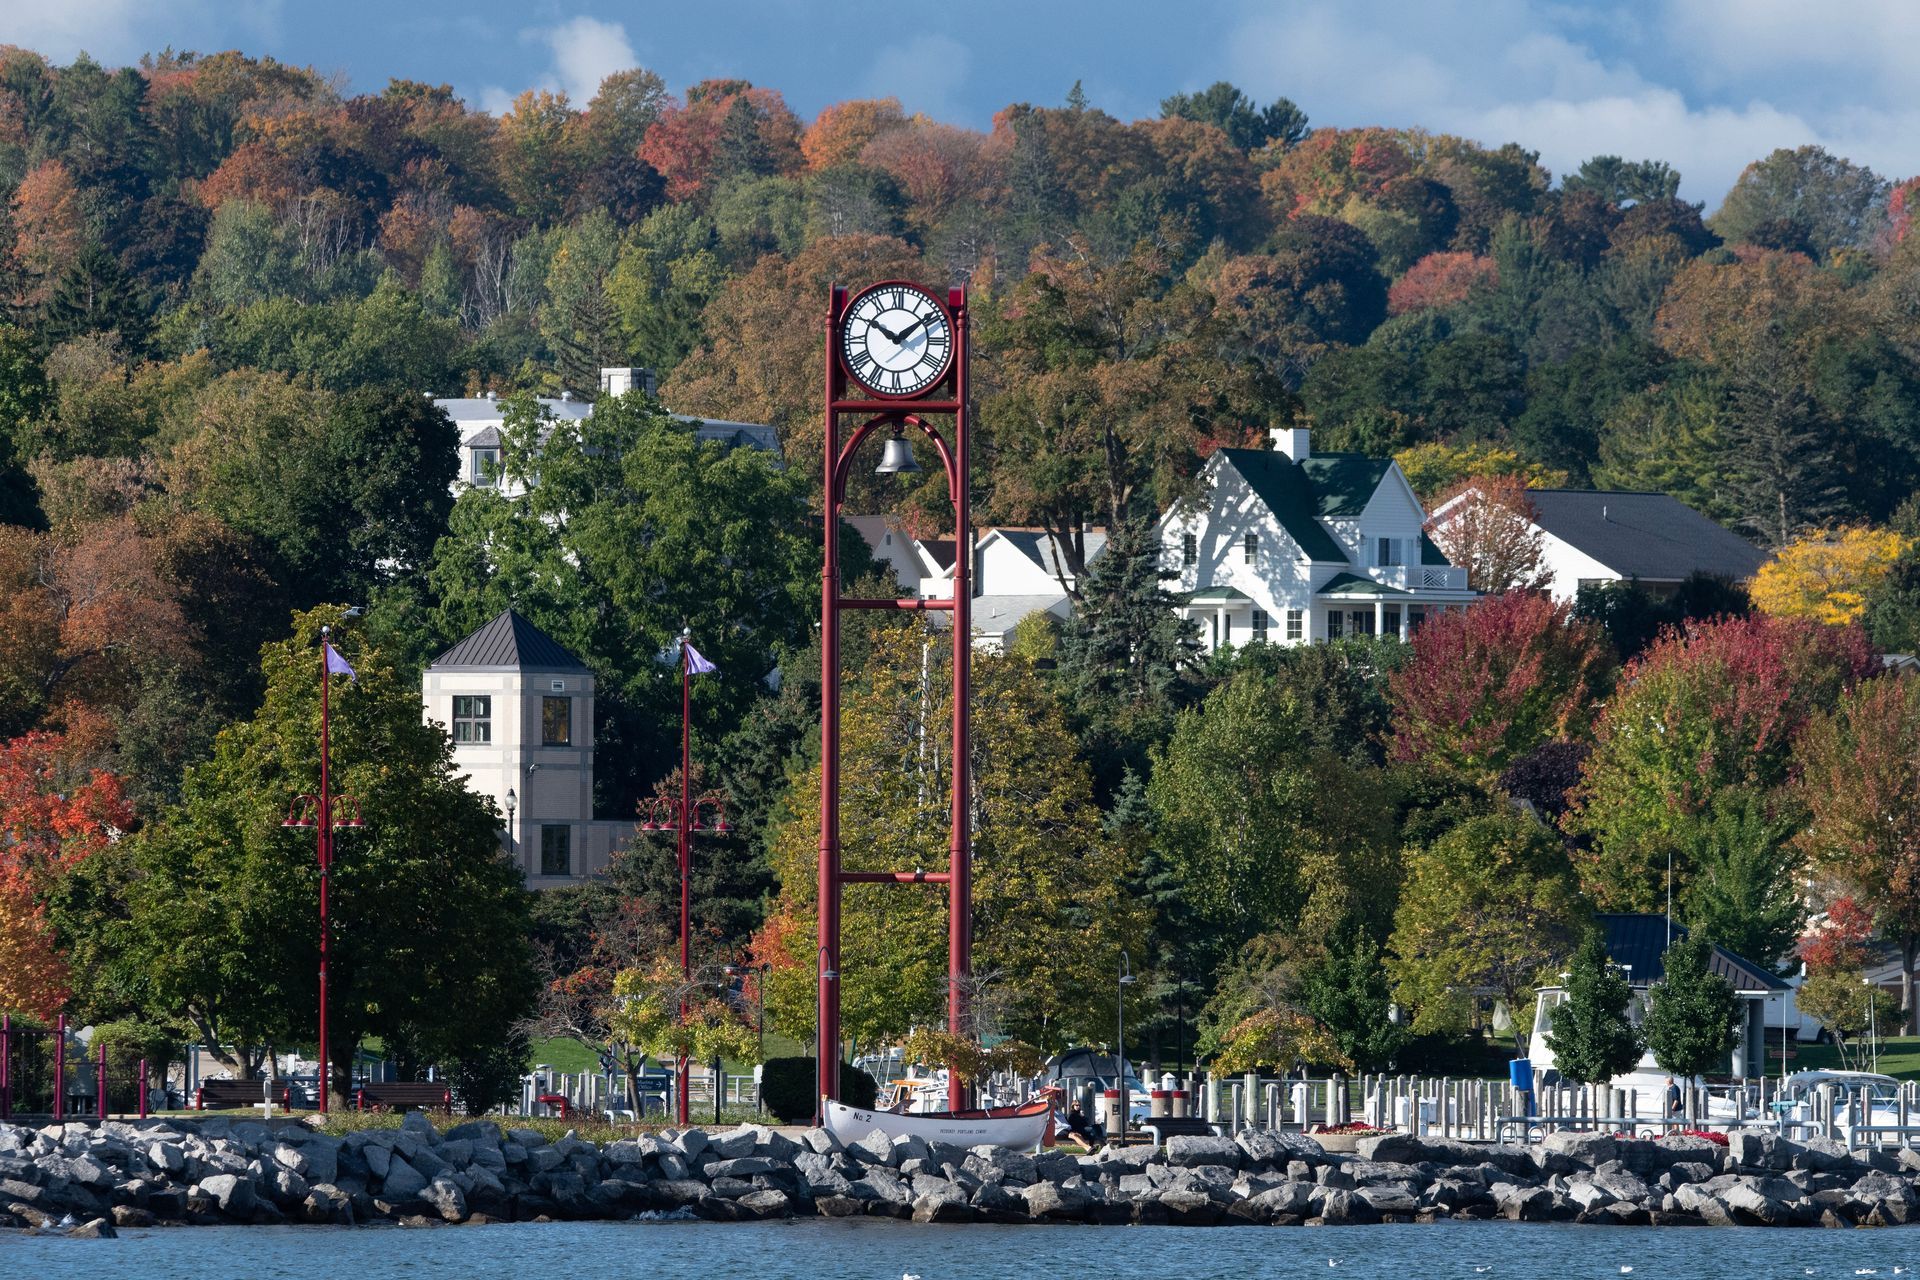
840,283,952,397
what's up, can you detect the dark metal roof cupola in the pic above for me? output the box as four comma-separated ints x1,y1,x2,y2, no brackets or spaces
427,609,590,675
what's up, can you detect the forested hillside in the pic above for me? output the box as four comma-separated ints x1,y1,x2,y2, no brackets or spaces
9,47,1920,1067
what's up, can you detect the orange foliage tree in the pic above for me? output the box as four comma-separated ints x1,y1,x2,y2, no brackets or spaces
1388,251,1497,315
0,730,134,1018
8,159,85,307
801,97,907,170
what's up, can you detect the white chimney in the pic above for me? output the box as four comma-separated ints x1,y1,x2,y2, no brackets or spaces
1269,426,1311,461
600,367,634,396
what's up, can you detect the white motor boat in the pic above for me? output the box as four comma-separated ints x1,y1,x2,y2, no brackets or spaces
823,1096,1055,1151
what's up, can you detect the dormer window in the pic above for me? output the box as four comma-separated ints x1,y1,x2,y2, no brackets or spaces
471,448,501,486
1182,532,1197,567
1243,533,1258,564
1377,537,1403,566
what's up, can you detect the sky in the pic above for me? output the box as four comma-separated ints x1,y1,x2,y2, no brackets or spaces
7,0,1920,206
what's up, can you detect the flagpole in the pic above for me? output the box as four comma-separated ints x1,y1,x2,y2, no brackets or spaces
677,629,692,1126
318,625,332,1116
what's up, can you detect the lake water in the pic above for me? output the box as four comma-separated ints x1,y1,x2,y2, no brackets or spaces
7,1218,1918,1279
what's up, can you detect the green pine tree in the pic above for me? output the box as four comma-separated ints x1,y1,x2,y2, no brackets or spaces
1642,932,1742,1078
1544,932,1643,1085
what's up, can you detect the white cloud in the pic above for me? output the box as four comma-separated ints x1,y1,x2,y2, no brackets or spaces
862,33,972,122
476,15,638,114
535,15,637,105
1220,0,1920,208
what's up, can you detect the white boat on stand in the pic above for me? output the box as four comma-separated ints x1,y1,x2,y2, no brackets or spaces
823,1096,1055,1151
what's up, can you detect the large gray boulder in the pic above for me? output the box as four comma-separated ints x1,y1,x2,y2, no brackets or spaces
197,1173,256,1216
1540,1131,1616,1167
1237,1128,1325,1167
422,1175,467,1222
707,1126,760,1160
381,1155,429,1201
1022,1179,1090,1219
1164,1134,1241,1169
703,1156,781,1179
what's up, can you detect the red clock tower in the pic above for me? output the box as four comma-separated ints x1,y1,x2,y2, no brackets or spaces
817,281,972,1116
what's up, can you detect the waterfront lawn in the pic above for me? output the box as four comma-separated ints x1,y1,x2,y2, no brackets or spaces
1779,1034,1920,1080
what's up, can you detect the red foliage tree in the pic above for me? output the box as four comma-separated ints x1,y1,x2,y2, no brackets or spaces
638,80,803,202
1800,895,1875,974
0,730,134,1018
1388,592,1614,786
1388,251,1497,315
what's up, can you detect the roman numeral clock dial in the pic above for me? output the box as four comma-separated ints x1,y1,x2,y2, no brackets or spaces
839,282,952,398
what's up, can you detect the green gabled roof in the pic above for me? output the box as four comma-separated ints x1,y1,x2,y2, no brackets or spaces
1318,572,1408,597
1299,453,1394,517
1185,585,1253,602
1214,449,1348,562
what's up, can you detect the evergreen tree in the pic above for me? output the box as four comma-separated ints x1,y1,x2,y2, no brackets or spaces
1681,791,1806,973
1057,517,1200,708
1642,933,1741,1079
1544,932,1642,1085
1160,81,1308,152
42,241,148,353
712,97,775,185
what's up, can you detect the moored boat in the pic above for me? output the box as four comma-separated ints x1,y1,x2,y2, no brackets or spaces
824,1095,1054,1151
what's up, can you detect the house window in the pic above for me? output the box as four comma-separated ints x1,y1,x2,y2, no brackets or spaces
540,824,571,877
1383,606,1401,636
452,695,491,744
542,696,571,746
1326,610,1343,640
1286,609,1303,642
471,448,500,486
1378,537,1404,566
1222,614,1232,644
1182,532,1196,567
1243,533,1258,564
1351,609,1375,636
1252,610,1269,642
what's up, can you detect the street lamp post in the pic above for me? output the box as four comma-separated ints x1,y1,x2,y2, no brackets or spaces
504,787,517,866
1116,951,1136,1144
282,621,365,1115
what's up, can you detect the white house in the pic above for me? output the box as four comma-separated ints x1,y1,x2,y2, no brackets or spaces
422,608,632,886
847,519,1109,652
1430,486,1768,604
1157,427,1475,651
436,367,779,498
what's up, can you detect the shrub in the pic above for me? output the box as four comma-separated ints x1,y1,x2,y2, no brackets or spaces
761,1055,876,1123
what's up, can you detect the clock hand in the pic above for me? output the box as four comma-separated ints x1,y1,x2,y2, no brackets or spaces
872,321,903,343
896,316,929,342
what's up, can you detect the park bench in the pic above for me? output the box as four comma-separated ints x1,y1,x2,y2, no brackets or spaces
196,1079,296,1110
1139,1115,1217,1145
355,1081,453,1113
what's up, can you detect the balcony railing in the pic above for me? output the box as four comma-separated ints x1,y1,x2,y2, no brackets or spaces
1371,564,1468,591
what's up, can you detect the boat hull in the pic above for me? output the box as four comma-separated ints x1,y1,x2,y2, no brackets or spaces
824,1097,1052,1151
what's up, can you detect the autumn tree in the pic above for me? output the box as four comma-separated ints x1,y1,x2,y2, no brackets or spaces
1388,810,1588,1053
1388,592,1613,788
639,80,802,203
1796,898,1895,1066
1752,526,1910,626
802,98,907,170
7,160,86,308
1426,474,1552,593
1393,442,1566,505
0,731,134,1019
1573,614,1874,914
755,627,1146,1056
1387,251,1497,316
1797,674,1920,1030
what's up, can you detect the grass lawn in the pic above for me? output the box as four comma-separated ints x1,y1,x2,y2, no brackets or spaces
1775,1035,1920,1080
529,1030,809,1078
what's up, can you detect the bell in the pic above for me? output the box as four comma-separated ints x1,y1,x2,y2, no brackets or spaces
875,433,921,475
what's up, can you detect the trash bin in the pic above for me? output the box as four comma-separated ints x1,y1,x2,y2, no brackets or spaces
1509,1059,1534,1119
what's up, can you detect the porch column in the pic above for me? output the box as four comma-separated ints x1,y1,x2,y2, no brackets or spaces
1216,605,1227,650
1399,607,1409,640
1374,599,1384,638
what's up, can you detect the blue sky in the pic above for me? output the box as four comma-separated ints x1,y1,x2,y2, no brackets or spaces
8,0,1918,205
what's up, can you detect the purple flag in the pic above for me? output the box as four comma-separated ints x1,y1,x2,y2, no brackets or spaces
684,642,717,675
325,642,358,682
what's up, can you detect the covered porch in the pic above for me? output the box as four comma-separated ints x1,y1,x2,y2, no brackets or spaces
1317,572,1464,641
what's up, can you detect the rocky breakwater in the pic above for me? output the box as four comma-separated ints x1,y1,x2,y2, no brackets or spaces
6,1114,1920,1234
